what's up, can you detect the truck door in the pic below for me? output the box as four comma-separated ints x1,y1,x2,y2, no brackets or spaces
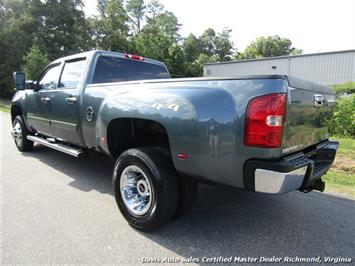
49,58,86,145
26,63,62,136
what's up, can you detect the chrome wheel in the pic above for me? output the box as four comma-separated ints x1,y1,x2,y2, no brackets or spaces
120,165,153,216
12,121,22,147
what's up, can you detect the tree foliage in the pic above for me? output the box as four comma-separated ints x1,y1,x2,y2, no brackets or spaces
238,35,302,59
0,0,91,98
0,0,301,99
23,45,49,80
126,0,145,33
182,28,233,76
91,0,130,51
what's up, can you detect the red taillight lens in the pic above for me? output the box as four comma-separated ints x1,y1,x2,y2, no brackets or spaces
124,52,144,61
244,93,286,148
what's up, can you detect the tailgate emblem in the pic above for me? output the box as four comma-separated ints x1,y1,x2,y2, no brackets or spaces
313,94,325,107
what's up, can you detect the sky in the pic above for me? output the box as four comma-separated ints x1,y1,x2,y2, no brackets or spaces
83,0,355,54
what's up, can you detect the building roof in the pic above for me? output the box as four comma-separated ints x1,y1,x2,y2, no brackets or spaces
205,49,355,66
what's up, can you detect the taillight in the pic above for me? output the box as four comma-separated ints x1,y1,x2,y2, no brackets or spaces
244,93,286,148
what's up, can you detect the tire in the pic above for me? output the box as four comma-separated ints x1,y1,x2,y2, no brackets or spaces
113,147,178,230
12,115,33,152
174,177,198,218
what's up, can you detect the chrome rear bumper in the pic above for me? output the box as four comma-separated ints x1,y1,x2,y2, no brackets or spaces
244,140,338,194
255,167,307,193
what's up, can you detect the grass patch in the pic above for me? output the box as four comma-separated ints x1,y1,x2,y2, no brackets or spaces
325,136,355,198
323,170,355,198
0,104,10,112
323,170,355,187
331,136,355,160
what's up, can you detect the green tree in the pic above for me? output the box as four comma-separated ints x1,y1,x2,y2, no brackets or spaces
165,43,186,78
239,35,301,59
214,28,234,61
91,0,130,51
183,33,202,62
131,0,187,78
133,10,181,69
126,0,145,33
23,45,49,80
289,48,303,56
200,28,216,56
199,28,234,61
97,0,108,16
0,0,91,98
146,0,163,18
0,0,40,98
36,0,92,59
182,28,235,76
193,53,218,77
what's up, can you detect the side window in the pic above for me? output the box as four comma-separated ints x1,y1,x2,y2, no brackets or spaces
59,59,86,89
38,64,62,90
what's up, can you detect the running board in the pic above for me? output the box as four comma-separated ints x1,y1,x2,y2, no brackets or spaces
27,135,85,157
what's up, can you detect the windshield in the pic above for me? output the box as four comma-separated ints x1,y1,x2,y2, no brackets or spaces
92,56,170,84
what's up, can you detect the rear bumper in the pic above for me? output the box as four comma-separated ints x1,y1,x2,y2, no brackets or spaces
243,140,339,194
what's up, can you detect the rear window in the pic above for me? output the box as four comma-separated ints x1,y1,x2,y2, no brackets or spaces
92,56,170,84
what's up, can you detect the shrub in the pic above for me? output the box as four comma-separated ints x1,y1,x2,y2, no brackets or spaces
332,80,355,95
328,95,355,137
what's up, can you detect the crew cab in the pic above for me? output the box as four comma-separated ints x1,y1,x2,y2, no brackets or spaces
11,50,338,230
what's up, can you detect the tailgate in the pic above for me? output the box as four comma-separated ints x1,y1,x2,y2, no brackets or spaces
282,76,335,155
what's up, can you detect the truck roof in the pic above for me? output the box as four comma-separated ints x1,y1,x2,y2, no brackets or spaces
51,50,166,67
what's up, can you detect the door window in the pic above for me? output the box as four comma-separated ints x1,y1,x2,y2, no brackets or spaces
59,59,86,89
38,64,62,90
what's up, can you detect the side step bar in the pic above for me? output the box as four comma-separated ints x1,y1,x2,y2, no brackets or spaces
27,135,85,157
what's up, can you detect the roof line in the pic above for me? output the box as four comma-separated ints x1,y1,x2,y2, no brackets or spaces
205,49,355,66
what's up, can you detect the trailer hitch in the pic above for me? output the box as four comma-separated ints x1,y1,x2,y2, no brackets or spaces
300,178,325,193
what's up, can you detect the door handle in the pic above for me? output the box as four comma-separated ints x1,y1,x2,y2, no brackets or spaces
40,97,51,103
65,96,77,104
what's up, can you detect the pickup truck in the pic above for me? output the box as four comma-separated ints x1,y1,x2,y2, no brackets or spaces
11,50,338,230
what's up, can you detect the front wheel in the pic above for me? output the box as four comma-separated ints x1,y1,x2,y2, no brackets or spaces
113,147,178,230
12,116,33,152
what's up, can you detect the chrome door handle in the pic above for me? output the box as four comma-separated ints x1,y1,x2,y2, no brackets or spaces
40,97,51,103
65,96,77,104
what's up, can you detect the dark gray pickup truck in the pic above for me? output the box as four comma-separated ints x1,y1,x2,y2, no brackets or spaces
11,50,338,230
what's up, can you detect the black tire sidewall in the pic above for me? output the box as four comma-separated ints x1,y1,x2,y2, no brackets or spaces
113,148,178,230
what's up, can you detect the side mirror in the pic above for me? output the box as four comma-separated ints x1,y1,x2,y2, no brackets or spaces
13,72,26,90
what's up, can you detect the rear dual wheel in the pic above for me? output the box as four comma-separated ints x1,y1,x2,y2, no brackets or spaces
113,147,197,230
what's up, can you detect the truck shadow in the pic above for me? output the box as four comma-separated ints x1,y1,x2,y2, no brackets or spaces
22,144,355,260
22,144,116,195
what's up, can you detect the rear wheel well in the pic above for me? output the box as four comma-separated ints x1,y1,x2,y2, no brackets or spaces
107,118,171,158
11,105,22,122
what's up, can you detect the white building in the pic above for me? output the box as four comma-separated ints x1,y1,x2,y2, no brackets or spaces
204,50,355,86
